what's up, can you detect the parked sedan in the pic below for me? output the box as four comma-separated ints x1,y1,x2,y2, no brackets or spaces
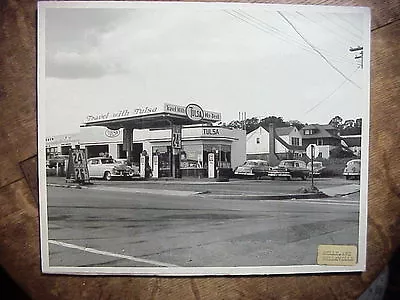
268,160,309,180
87,157,136,180
234,160,271,179
343,159,361,180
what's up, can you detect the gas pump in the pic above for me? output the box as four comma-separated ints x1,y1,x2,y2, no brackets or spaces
208,152,216,178
152,154,159,179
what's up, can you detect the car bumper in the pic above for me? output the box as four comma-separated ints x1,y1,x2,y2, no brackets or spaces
268,172,290,177
234,172,254,176
343,172,360,176
111,171,133,177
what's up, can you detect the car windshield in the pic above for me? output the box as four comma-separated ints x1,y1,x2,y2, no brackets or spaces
101,158,116,164
244,161,258,166
348,160,361,167
279,161,294,167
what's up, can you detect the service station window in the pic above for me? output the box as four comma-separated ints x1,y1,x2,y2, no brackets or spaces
203,144,231,169
180,144,203,169
152,146,172,174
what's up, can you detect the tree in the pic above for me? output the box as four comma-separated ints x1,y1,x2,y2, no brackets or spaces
329,116,343,129
259,116,289,128
227,120,243,129
288,120,305,130
342,119,355,130
245,117,260,133
339,118,362,135
355,118,362,128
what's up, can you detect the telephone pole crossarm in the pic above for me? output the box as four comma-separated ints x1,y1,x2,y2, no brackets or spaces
349,46,364,69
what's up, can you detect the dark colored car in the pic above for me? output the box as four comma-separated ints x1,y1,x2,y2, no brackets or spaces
268,160,309,180
234,160,271,179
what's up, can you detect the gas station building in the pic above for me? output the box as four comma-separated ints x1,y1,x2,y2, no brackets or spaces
46,103,246,178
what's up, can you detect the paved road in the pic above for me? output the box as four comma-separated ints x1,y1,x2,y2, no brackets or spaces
46,183,360,268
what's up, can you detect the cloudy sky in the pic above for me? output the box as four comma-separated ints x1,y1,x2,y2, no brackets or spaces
41,2,369,136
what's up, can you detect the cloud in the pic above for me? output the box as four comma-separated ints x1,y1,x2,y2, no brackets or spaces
45,8,133,79
46,50,128,79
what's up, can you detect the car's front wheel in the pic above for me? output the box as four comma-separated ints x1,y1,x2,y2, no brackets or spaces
104,171,112,181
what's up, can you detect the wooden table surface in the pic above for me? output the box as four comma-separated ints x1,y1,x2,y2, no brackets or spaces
1,0,399,299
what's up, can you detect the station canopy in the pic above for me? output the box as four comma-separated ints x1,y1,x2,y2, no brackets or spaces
80,103,222,130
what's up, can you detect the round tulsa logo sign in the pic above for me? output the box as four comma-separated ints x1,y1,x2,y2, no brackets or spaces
185,103,204,121
105,129,120,138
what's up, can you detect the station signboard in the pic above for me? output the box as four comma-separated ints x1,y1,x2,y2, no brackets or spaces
66,148,90,183
171,125,182,149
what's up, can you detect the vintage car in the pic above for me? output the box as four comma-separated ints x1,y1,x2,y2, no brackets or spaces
234,160,271,179
87,157,137,180
268,160,309,180
307,161,326,176
343,159,361,180
46,154,69,169
114,159,140,176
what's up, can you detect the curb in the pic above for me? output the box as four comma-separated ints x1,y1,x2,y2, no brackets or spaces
47,183,85,189
208,192,329,200
46,183,330,200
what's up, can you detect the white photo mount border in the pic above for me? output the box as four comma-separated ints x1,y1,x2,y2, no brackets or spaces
38,1,371,276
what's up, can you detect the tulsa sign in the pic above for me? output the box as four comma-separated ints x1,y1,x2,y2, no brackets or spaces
185,103,204,121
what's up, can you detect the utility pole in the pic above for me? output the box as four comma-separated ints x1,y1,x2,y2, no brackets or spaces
239,111,247,131
349,46,363,69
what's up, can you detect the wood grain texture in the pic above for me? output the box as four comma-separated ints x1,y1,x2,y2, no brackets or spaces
0,0,399,299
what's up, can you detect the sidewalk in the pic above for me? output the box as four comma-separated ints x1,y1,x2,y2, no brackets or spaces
45,176,335,200
319,184,360,197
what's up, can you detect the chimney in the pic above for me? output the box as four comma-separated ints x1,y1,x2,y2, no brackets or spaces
268,123,279,166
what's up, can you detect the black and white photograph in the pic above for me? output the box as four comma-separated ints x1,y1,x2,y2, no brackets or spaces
38,1,370,275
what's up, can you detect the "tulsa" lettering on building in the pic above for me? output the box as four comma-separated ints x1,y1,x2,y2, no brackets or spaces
202,128,220,135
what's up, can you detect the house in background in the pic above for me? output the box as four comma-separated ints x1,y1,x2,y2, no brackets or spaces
341,134,362,157
246,124,304,164
301,124,341,159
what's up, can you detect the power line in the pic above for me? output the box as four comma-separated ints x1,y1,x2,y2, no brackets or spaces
225,10,317,56
295,12,352,48
241,10,357,65
320,13,362,42
334,13,363,36
226,10,358,67
304,66,360,114
278,11,361,89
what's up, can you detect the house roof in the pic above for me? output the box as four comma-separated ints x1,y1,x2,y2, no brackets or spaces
275,127,294,136
250,124,304,151
342,135,361,147
250,124,295,136
301,124,340,139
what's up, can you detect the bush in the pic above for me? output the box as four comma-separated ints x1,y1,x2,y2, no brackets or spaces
329,147,356,159
314,157,353,177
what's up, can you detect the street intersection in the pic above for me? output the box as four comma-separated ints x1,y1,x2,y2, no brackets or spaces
46,177,360,268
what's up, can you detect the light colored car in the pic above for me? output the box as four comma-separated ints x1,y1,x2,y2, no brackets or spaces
268,160,309,180
307,161,325,176
87,157,136,181
234,160,271,179
343,159,361,180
